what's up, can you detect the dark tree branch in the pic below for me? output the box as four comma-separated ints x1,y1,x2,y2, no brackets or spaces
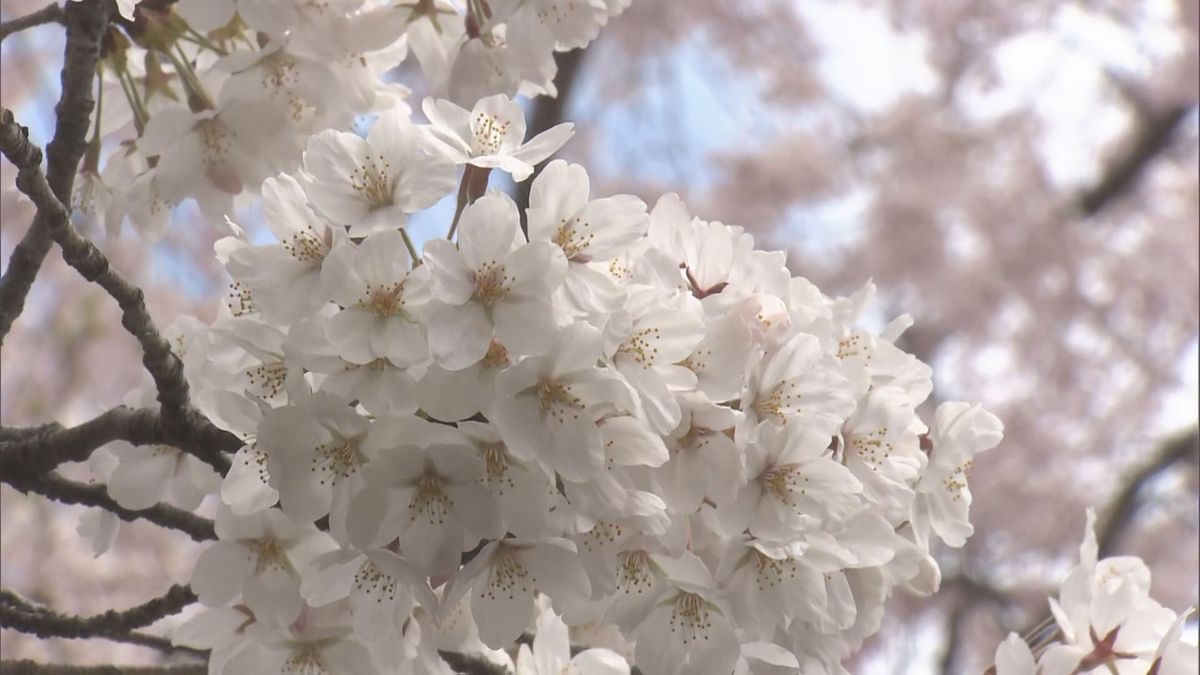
0,403,234,476
515,47,588,233
0,3,64,43
1075,101,1195,217
0,586,204,657
1095,426,1199,558
0,0,108,344
0,112,236,474
0,585,196,634
0,407,166,473
0,469,217,541
1,662,206,675
438,651,510,675
1003,426,1200,643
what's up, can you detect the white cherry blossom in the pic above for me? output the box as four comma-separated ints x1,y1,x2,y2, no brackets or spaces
302,107,456,234
423,191,566,369
422,94,574,180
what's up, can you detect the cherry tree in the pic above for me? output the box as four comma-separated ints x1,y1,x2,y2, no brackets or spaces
0,1,1195,674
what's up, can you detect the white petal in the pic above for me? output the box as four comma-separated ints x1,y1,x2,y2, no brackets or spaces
192,541,255,607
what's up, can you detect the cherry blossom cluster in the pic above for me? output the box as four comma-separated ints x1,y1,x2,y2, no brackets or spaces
63,1,1012,673
82,99,1006,672
75,0,623,239
989,510,1197,675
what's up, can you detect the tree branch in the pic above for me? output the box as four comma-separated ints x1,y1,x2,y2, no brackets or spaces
438,651,509,675
0,585,196,634
0,403,233,476
1096,426,1199,558
0,112,236,474
0,2,64,43
0,662,206,675
0,468,216,541
0,407,165,473
0,0,108,344
0,588,205,658
0,586,204,656
1075,101,1195,217
515,47,587,233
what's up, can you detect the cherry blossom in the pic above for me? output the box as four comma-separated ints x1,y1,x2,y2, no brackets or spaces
422,94,574,180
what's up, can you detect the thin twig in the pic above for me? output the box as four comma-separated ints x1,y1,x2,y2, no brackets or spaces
0,2,63,42
0,0,108,344
0,662,206,675
0,585,203,656
0,585,197,633
0,468,216,541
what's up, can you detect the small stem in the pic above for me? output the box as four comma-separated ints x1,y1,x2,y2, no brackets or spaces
116,68,148,134
400,227,420,267
448,170,471,240
183,27,228,56
164,45,215,111
446,164,491,240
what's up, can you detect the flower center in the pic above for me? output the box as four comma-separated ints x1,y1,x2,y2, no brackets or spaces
261,52,299,91
484,545,533,600
311,437,362,485
617,326,661,367
536,379,584,421
750,549,794,591
480,442,513,490
410,472,451,524
675,425,712,454
471,112,508,155
472,261,511,306
350,153,395,209
668,591,714,645
248,537,292,573
553,216,595,261
760,463,808,506
246,361,288,400
197,119,232,161
283,226,331,264
353,560,398,601
846,427,893,467
481,339,511,369
360,280,407,317
753,381,800,425
616,550,653,595
283,643,326,674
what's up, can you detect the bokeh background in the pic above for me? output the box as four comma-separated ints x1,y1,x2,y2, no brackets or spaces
2,0,1197,672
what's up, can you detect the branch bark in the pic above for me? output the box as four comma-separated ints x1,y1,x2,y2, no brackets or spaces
0,0,108,344
0,585,197,635
1,662,206,675
0,403,234,476
515,47,587,232
0,2,64,43
0,112,236,474
0,586,202,656
0,469,216,541
1075,101,1195,217
1095,426,1199,558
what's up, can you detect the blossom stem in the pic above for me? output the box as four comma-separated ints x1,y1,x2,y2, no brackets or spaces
400,227,421,266
116,67,148,134
164,45,216,111
183,26,228,56
447,164,491,240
